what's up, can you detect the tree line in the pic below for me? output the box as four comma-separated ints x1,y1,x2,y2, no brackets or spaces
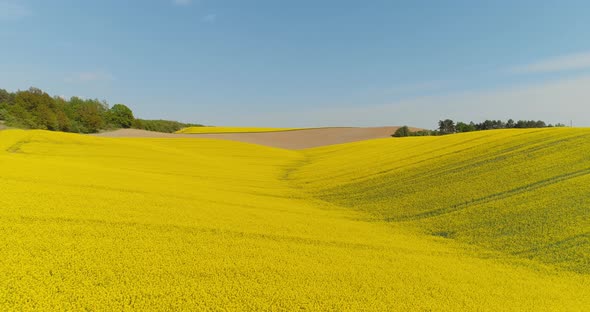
393,119,566,137
0,87,201,133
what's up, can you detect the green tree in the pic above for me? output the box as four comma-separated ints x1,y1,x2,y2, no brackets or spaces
6,103,36,128
77,101,105,133
0,89,12,105
132,119,203,133
456,121,475,133
12,87,60,129
392,126,411,137
53,97,72,131
506,119,515,128
1,86,205,133
109,104,135,128
438,119,455,134
535,120,547,128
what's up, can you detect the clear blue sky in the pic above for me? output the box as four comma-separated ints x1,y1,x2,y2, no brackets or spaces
2,0,590,128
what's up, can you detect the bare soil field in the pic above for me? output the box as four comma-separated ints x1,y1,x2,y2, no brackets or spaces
92,127,406,149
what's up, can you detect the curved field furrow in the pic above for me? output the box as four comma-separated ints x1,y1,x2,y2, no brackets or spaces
387,166,590,222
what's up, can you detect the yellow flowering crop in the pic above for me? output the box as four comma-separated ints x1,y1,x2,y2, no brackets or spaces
0,128,588,310
292,128,590,273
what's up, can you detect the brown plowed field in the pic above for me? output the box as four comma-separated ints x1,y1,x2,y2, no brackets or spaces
93,127,408,149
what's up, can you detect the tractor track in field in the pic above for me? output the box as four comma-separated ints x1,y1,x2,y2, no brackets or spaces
387,167,590,222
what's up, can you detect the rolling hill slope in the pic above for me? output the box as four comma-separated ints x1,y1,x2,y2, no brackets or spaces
0,128,587,310
291,128,590,273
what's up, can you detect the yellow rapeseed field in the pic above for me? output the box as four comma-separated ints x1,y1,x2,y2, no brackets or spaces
292,128,590,274
0,128,588,310
175,126,303,134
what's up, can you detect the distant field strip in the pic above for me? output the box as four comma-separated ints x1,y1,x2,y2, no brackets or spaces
0,128,588,310
176,126,304,134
